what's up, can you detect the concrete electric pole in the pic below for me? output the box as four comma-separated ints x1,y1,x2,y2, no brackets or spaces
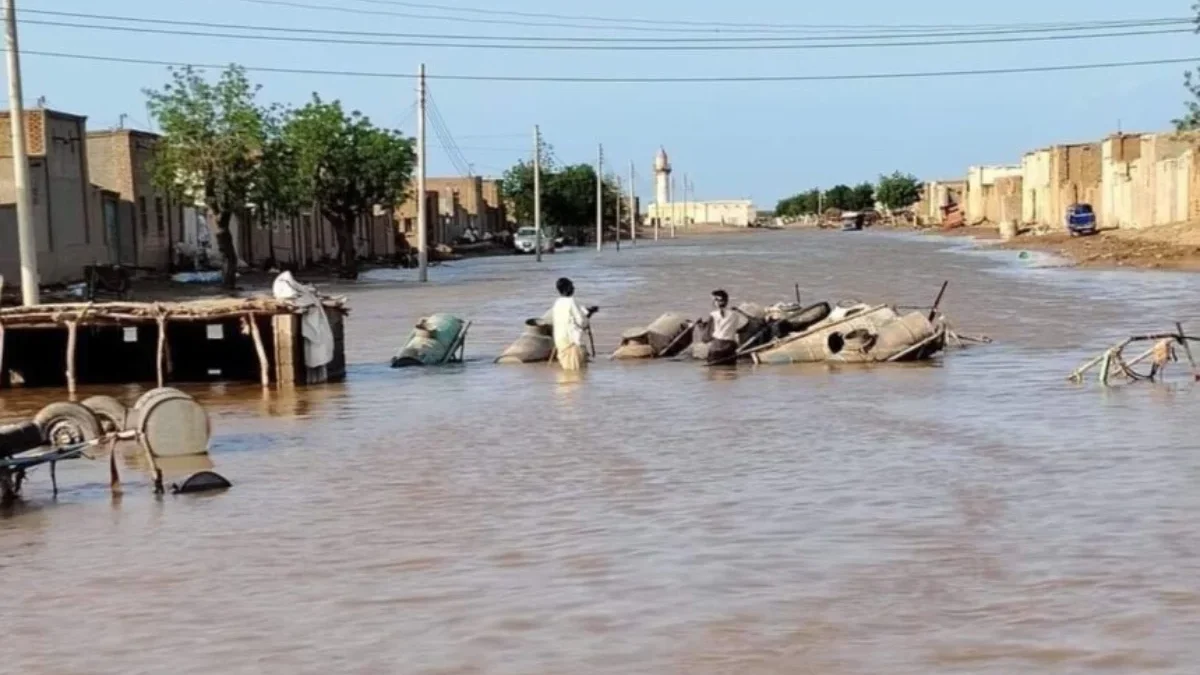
416,63,428,282
596,144,603,252
5,0,38,305
614,175,621,252
629,160,636,246
533,125,542,263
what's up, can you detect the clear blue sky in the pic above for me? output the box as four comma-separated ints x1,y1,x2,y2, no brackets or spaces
11,0,1200,208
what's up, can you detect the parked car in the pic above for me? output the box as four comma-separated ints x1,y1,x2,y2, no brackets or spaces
1066,203,1097,236
513,227,554,254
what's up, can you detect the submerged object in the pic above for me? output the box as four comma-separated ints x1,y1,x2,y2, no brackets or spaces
392,314,471,367
171,470,232,494
752,304,900,365
496,319,555,364
753,301,948,365
134,387,211,458
824,311,944,363
613,313,693,360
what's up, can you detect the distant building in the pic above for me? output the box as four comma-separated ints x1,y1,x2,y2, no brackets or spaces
645,147,756,228
0,108,112,287
395,176,507,247
87,128,181,270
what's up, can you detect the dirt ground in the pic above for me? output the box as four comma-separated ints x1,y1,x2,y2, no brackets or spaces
992,222,1200,271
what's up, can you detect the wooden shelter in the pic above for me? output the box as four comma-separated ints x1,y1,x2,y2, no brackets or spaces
0,297,347,391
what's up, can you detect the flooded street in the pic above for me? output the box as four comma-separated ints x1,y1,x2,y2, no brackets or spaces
3,230,1200,674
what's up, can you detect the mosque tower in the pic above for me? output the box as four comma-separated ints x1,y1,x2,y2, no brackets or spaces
654,147,671,205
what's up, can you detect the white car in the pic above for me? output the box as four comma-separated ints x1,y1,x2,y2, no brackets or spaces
513,227,554,254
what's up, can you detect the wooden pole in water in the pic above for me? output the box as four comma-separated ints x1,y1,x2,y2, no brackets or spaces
1176,321,1199,381
248,314,270,388
928,280,949,321
156,314,168,387
65,319,77,395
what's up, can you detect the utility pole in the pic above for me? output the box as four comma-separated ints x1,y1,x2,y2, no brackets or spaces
683,173,689,231
533,125,542,263
5,0,37,305
629,160,636,246
614,175,621,252
670,175,676,239
416,63,428,282
595,144,603,252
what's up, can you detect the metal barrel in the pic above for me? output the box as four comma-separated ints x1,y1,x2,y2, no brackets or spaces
132,387,211,458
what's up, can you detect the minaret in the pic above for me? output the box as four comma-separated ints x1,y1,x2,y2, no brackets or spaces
654,147,671,205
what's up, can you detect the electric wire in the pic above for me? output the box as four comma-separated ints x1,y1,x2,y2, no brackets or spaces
21,49,1200,84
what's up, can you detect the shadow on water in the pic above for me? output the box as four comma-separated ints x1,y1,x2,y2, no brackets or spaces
2,230,1200,674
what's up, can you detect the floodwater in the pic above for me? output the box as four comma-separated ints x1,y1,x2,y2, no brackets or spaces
2,230,1199,674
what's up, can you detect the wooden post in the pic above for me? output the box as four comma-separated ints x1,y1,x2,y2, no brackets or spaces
0,320,5,388
65,319,78,394
248,314,270,387
1176,322,1199,381
272,313,298,387
156,314,168,387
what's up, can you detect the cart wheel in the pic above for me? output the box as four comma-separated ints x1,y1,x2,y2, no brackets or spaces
81,395,129,433
34,402,103,447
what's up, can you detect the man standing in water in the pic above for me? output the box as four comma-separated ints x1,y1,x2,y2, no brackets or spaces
707,289,748,365
545,277,597,371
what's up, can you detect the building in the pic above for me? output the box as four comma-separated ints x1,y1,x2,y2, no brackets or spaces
1100,132,1200,230
0,108,112,287
646,148,756,227
1022,142,1102,228
395,176,507,248
914,180,967,225
87,128,183,270
965,165,1022,225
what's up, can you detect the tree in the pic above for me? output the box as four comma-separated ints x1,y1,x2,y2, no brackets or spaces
851,182,876,210
500,151,620,244
822,184,855,211
282,95,415,278
145,65,273,288
876,171,923,210
774,189,821,217
501,158,543,227
250,115,304,269
1176,3,1200,130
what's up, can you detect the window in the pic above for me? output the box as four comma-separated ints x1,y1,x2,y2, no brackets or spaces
155,197,165,234
139,196,148,236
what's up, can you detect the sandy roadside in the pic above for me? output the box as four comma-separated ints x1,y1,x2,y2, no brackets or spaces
893,222,1200,272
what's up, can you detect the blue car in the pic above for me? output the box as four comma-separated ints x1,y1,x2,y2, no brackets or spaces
1066,203,1097,236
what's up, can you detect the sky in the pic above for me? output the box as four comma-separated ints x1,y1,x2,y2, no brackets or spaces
9,0,1200,209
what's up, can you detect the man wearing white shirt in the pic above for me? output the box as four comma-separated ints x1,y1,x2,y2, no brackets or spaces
544,277,597,371
707,289,748,365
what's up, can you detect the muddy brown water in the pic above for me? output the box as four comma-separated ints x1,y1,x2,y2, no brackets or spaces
3,231,1200,674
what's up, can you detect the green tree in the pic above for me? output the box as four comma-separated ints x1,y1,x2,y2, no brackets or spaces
851,182,876,210
774,189,821,217
875,171,923,210
501,151,620,244
282,95,415,278
1176,3,1200,130
250,115,304,268
145,65,273,288
822,184,855,211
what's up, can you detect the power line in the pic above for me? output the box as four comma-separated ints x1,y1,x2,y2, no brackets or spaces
22,49,1200,83
17,9,1190,43
240,0,1196,37
18,18,1190,51
425,91,472,175
347,0,1192,34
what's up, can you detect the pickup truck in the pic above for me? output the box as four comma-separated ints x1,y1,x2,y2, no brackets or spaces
1066,203,1097,236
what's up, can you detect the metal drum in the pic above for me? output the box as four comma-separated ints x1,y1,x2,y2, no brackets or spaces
132,388,211,458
